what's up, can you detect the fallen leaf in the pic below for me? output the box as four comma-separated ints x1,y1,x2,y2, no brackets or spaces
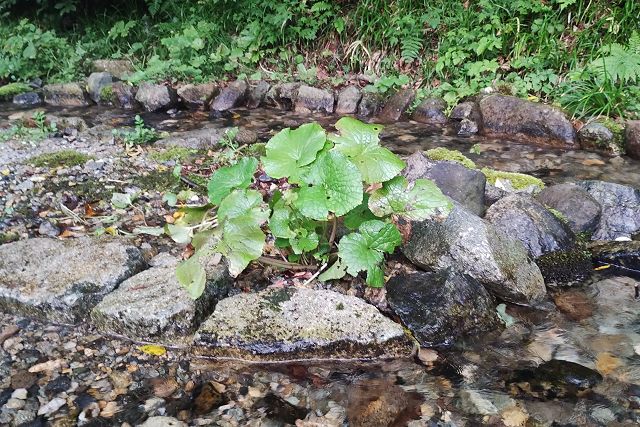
594,264,611,271
138,344,166,356
105,226,118,236
100,401,120,418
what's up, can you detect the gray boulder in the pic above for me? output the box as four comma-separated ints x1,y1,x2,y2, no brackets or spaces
177,82,218,109
357,91,384,117
576,180,640,240
92,59,133,79
265,82,300,110
13,92,42,106
386,269,498,347
377,89,415,123
625,120,640,160
411,98,447,124
210,80,248,112
193,287,413,361
404,152,485,216
479,95,576,146
135,83,177,112
246,80,271,109
43,83,91,107
335,85,362,114
0,237,145,323
536,183,602,234
91,259,230,342
401,204,546,305
110,82,138,109
578,122,621,155
87,72,113,103
295,85,334,113
485,194,576,258
450,101,482,136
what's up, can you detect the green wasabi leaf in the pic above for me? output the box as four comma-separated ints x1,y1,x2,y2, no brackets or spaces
217,189,268,223
216,214,266,276
368,176,453,220
207,157,258,205
165,223,193,244
261,123,326,183
343,194,377,230
269,199,295,239
176,254,206,300
290,229,319,254
318,259,347,282
294,186,329,220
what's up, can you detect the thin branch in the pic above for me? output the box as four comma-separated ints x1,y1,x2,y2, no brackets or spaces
257,256,318,271
329,215,337,247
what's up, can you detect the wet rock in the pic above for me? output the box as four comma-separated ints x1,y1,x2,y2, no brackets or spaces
411,97,447,124
485,194,576,258
404,152,486,216
535,249,592,286
110,82,138,109
386,269,498,347
576,180,640,240
485,183,509,207
43,83,91,107
246,80,270,109
458,389,516,416
91,262,230,342
87,72,113,103
347,378,422,427
139,416,187,427
0,237,145,323
553,291,593,321
625,120,640,160
450,101,482,136
92,59,133,79
209,80,248,112
508,359,602,398
177,83,218,109
578,122,622,156
589,240,640,273
536,183,602,234
13,92,42,106
255,393,308,424
357,91,384,117
193,287,412,360
135,83,178,112
193,381,226,414
335,85,362,115
155,127,228,149
479,95,577,146
377,89,415,123
265,82,300,110
295,85,334,113
37,397,66,416
44,375,72,396
401,203,546,305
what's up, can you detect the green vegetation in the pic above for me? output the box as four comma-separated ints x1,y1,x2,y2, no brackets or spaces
425,147,476,169
546,207,569,224
136,118,452,298
0,81,30,99
28,149,90,167
149,146,198,162
0,1,639,118
113,115,159,147
481,168,545,191
0,111,57,142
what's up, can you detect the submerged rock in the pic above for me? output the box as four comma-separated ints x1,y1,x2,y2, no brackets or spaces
626,120,640,160
536,183,602,234
193,287,412,360
87,72,113,104
13,92,42,106
0,237,145,323
377,89,415,123
412,97,447,124
177,83,218,109
485,194,576,258
43,82,91,107
386,269,498,347
576,180,640,240
295,85,334,113
578,122,623,156
450,101,482,136
135,83,177,112
335,85,362,114
404,152,485,216
210,80,248,112
91,259,230,342
479,95,576,146
401,204,546,305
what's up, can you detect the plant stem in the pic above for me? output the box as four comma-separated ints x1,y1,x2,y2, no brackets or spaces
257,256,318,271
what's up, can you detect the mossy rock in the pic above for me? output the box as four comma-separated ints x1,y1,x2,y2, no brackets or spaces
99,85,114,103
425,147,476,169
0,82,31,100
481,167,545,191
149,146,200,162
536,249,592,286
27,150,92,168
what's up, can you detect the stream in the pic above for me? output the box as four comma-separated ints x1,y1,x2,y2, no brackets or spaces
1,104,639,426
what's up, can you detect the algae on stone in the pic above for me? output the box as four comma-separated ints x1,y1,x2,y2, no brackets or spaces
481,167,545,191
0,82,31,99
27,150,91,168
425,147,476,169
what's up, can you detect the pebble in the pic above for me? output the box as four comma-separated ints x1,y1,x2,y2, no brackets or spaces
37,397,67,416
5,397,26,409
0,325,20,345
11,388,28,399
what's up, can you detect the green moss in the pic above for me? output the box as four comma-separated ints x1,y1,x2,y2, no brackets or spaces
425,147,476,169
546,207,568,224
599,117,625,152
0,231,19,244
149,146,199,162
99,85,113,101
28,150,91,167
481,167,545,190
0,82,31,99
536,249,592,285
133,169,181,192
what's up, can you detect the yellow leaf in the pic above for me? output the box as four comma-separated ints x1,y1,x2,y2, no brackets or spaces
1,169,10,176
138,345,166,356
594,264,611,271
105,226,118,236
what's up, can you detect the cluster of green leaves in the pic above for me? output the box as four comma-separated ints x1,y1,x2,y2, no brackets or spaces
112,115,160,147
156,118,451,299
0,111,57,143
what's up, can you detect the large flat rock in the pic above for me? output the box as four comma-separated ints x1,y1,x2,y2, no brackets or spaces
0,237,145,323
91,261,230,342
193,288,413,361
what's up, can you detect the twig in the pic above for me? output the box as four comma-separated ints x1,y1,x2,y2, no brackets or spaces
329,215,337,247
302,263,327,287
257,256,318,271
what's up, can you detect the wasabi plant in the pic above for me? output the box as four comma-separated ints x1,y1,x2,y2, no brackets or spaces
149,118,452,299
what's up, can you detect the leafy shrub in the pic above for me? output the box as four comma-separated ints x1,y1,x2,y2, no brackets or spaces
113,115,159,147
